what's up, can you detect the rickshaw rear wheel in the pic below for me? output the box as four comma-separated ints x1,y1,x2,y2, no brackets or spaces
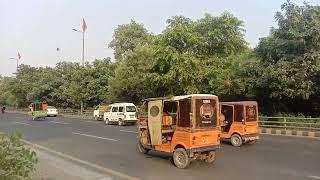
231,134,243,147
204,151,216,163
137,141,149,154
173,148,190,169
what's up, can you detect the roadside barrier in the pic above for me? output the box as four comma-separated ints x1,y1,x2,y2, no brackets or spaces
259,116,320,131
259,128,320,138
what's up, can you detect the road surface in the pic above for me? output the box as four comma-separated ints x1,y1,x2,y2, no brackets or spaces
0,112,319,180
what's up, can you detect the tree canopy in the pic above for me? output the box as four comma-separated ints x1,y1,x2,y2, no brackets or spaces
1,2,320,117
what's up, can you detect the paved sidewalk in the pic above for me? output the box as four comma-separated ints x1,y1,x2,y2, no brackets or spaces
32,149,115,180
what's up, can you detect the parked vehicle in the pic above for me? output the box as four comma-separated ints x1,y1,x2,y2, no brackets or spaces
29,102,48,120
220,101,259,146
93,104,109,121
103,103,137,125
47,106,58,117
137,94,220,169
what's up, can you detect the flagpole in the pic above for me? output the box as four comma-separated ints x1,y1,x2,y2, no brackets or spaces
16,59,18,72
82,30,85,66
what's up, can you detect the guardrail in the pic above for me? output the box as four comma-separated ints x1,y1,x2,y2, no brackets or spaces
58,109,93,117
259,116,320,131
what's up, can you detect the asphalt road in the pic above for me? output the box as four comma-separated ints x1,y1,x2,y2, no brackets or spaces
0,112,319,180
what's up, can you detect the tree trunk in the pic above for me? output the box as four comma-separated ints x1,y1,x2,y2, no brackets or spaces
80,100,84,115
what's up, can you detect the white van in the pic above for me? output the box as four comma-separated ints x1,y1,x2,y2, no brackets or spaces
103,103,137,126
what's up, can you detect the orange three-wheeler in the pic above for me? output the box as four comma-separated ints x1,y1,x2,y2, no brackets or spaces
137,94,220,169
220,101,259,147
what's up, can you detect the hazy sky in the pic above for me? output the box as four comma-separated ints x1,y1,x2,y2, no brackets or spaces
0,0,319,76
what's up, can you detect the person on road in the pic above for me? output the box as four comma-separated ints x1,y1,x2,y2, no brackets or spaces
1,106,6,113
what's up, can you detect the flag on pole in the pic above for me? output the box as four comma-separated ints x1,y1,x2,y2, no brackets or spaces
17,52,21,60
82,18,87,32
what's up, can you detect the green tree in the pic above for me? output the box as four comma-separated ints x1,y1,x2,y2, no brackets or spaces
254,1,320,115
109,20,153,62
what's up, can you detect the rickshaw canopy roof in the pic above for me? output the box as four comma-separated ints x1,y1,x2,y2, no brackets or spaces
144,94,218,102
221,101,257,106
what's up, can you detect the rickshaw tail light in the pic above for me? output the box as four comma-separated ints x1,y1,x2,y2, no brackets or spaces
192,136,196,145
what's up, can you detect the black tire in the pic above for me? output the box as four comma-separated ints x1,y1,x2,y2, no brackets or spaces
118,119,125,126
173,148,190,169
137,142,149,154
204,151,216,163
231,134,243,147
130,122,136,126
248,140,256,145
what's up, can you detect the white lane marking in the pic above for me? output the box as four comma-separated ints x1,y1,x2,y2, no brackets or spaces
309,176,320,179
72,132,118,142
48,121,69,125
120,130,138,134
13,122,32,126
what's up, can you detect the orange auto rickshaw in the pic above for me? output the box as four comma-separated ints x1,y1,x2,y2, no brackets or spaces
221,101,259,147
220,101,259,147
137,94,220,169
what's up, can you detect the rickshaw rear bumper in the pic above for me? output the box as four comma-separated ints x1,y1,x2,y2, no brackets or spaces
187,145,220,157
243,133,259,142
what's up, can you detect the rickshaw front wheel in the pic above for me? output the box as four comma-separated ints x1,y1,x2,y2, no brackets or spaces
231,134,243,147
204,151,216,163
173,148,190,169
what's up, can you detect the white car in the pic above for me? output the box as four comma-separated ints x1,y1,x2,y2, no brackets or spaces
47,106,58,117
103,103,137,126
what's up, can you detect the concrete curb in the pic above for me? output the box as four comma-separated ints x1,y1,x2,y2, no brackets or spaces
259,128,320,138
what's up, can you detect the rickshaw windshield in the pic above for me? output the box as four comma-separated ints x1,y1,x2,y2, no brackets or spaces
245,105,257,122
195,99,217,128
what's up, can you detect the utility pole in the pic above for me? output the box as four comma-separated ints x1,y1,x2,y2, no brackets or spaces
72,18,87,114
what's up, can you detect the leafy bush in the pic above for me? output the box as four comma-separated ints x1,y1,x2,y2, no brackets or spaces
0,132,37,179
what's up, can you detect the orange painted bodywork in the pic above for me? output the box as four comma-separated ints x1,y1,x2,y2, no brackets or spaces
220,101,259,140
42,103,48,111
220,122,258,139
141,95,221,155
154,128,220,153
